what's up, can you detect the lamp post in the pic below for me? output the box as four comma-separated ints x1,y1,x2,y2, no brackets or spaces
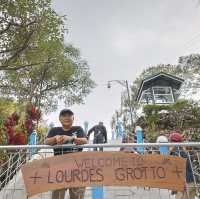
107,80,134,130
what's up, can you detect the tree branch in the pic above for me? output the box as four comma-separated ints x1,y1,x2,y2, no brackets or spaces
0,23,11,35
0,47,20,54
7,30,35,62
0,61,51,71
28,61,50,102
0,15,37,28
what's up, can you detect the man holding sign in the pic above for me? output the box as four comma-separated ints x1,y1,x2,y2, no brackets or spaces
45,109,87,199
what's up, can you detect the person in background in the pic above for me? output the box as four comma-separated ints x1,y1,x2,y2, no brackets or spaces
120,135,137,153
87,122,107,151
133,128,146,143
45,109,87,199
156,130,169,155
169,132,196,199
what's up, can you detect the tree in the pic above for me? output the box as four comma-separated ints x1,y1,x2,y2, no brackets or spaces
0,0,95,111
0,52,95,112
0,0,66,70
178,54,200,102
111,53,200,138
114,64,182,136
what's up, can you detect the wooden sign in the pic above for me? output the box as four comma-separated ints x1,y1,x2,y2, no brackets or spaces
21,152,186,196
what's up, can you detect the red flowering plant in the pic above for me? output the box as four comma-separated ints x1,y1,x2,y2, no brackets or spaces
3,103,41,145
4,112,25,145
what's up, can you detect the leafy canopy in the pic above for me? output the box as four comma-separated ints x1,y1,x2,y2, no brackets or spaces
0,0,95,111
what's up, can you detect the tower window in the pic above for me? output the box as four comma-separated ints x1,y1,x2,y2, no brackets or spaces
152,87,174,104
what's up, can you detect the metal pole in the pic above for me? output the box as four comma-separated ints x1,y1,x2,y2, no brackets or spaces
108,80,134,141
125,80,134,138
0,142,200,150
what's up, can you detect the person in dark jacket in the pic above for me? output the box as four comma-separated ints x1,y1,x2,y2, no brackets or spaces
169,132,196,199
87,122,107,151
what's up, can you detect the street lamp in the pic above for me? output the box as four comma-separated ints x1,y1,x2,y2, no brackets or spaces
107,80,134,130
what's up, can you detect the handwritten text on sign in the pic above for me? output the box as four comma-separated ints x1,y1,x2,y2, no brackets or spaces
21,152,186,196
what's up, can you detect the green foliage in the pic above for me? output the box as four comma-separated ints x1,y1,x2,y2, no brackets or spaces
0,0,95,111
0,98,49,164
112,54,200,138
1,102,42,145
0,58,95,112
0,98,17,164
0,0,64,70
136,100,200,142
37,124,48,144
0,98,17,145
127,54,200,111
143,104,172,115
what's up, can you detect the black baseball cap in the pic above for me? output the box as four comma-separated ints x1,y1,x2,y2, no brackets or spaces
59,109,74,117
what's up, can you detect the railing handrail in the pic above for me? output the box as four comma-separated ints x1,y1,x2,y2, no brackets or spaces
0,142,200,150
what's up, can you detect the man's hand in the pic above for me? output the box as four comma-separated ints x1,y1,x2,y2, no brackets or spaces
60,135,73,143
55,135,73,144
55,135,64,144
45,135,73,145
74,138,87,145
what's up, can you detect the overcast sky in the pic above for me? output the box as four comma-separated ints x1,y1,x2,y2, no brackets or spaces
46,0,200,138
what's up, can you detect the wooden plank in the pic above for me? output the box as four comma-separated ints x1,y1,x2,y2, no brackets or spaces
21,151,186,197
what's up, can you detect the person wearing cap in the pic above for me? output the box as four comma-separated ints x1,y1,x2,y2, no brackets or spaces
45,109,87,199
169,132,196,199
